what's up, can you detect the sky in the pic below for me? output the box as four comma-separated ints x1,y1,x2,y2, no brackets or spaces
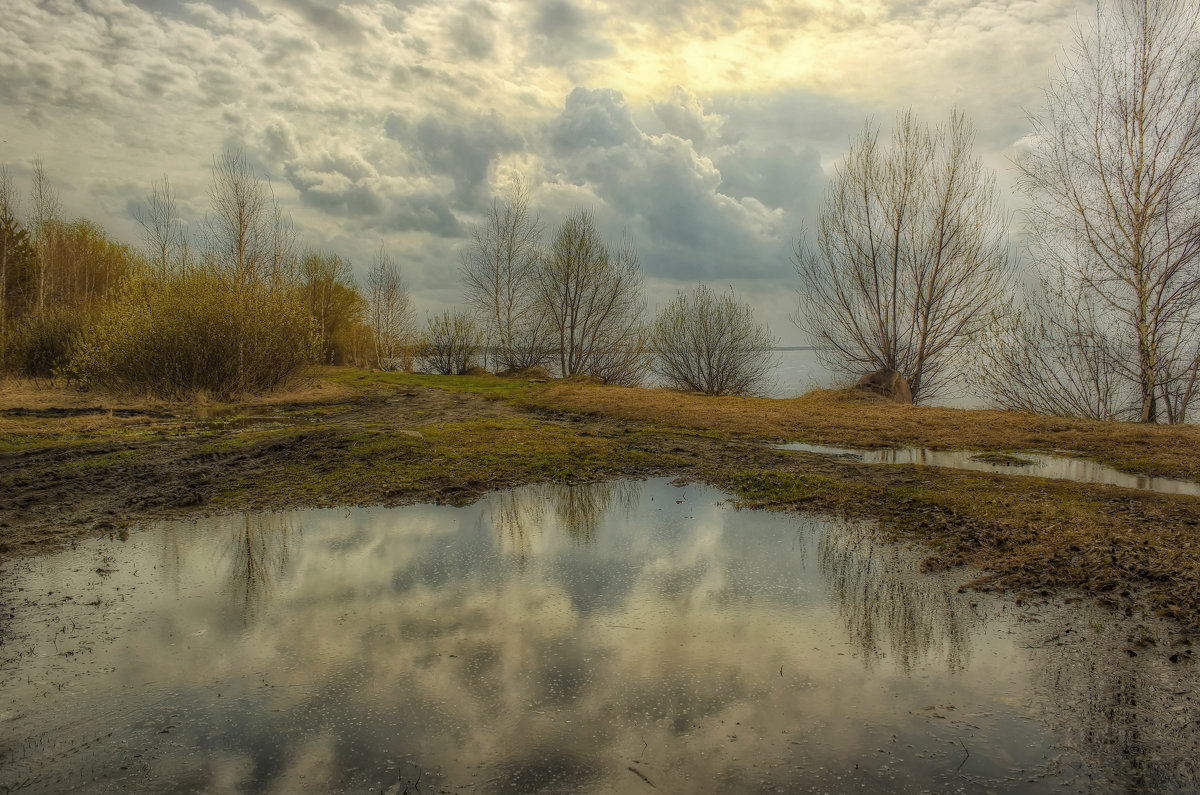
0,0,1093,344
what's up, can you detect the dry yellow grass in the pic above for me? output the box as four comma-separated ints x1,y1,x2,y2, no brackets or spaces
0,372,358,441
531,383,1200,481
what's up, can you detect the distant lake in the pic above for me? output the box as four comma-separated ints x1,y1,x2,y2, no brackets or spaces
763,347,833,398
750,348,984,408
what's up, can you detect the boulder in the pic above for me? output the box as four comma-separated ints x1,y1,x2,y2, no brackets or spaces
854,368,913,404
497,366,552,380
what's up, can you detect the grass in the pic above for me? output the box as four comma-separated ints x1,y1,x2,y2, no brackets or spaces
61,449,139,470
209,415,677,508
324,369,542,403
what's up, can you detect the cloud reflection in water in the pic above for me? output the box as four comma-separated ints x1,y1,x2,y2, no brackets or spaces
2,478,1171,793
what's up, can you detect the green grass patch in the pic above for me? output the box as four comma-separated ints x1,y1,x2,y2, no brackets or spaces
211,416,675,507
194,425,305,453
63,449,139,470
326,370,542,403
719,469,869,509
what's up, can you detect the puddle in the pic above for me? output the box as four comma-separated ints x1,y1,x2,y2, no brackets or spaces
1,479,1196,792
777,442,1200,497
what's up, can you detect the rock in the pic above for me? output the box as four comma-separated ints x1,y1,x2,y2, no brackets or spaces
497,366,552,380
854,368,913,404
562,374,605,385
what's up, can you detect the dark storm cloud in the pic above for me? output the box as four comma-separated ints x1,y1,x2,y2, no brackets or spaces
548,87,641,152
404,112,524,205
383,197,464,237
713,141,821,213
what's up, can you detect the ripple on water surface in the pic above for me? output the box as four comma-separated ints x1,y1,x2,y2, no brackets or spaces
1,478,1196,793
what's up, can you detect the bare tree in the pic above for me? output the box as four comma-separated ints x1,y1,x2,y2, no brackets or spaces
975,275,1139,419
418,309,484,375
460,179,551,371
367,246,415,369
1016,0,1200,423
793,110,1012,402
651,283,778,395
30,159,61,314
203,149,295,291
134,175,187,275
534,210,648,384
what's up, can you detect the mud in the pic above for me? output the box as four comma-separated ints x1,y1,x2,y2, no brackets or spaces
0,388,518,556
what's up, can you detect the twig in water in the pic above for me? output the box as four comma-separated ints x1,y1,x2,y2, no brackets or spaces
627,766,656,788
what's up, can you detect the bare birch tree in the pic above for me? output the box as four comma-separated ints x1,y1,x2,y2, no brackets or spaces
30,159,61,315
651,283,778,395
1015,0,1200,423
793,110,1012,402
134,175,187,275
367,246,415,369
460,180,550,371
534,210,648,384
203,149,295,291
975,275,1139,419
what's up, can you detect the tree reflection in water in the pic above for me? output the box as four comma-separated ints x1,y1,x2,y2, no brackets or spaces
549,480,641,545
488,480,644,550
223,512,295,623
1034,615,1200,790
817,518,972,671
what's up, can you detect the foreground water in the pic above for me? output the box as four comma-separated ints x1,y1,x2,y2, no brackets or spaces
2,479,1196,793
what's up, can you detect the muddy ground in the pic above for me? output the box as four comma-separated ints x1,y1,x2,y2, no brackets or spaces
3,377,1200,644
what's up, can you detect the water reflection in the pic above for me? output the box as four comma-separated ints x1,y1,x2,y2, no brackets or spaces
1032,611,1200,791
488,481,643,552
1,480,1193,793
817,519,971,672
778,442,1200,497
223,513,294,623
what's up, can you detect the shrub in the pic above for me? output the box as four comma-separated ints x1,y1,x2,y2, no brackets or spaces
418,310,484,375
650,283,777,396
73,270,317,400
3,306,90,381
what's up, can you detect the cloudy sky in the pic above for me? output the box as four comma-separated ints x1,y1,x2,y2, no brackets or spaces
1,0,1091,342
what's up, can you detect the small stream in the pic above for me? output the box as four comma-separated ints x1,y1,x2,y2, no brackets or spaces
777,442,1200,497
1,479,1196,792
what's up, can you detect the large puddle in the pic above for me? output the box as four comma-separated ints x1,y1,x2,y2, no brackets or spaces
2,479,1197,792
777,442,1200,497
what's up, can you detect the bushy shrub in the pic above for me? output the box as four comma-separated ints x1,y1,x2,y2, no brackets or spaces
650,283,777,396
4,306,90,380
73,270,317,400
418,310,484,375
